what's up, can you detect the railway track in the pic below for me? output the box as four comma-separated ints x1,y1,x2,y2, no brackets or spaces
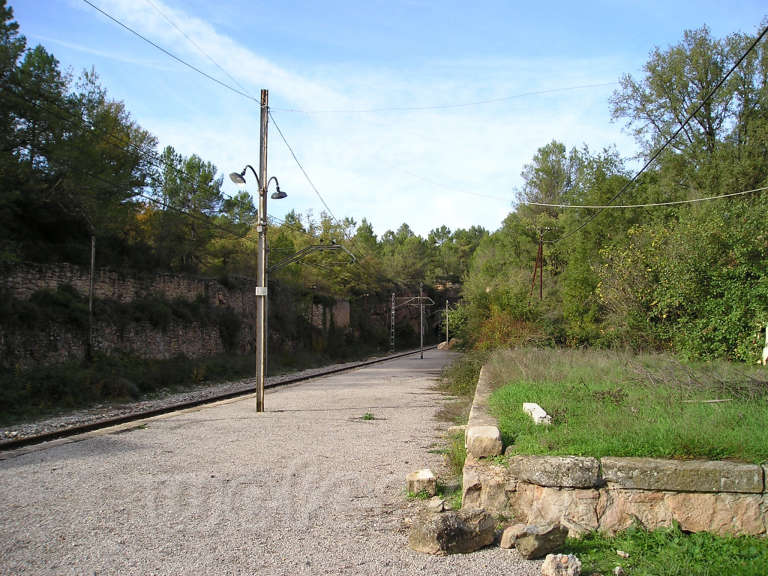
0,346,439,452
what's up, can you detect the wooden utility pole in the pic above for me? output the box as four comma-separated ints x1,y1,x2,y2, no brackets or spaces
255,89,269,412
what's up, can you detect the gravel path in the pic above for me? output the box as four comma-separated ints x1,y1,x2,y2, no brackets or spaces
0,351,420,442
0,349,540,575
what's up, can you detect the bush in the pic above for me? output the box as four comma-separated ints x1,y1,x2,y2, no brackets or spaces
0,352,255,425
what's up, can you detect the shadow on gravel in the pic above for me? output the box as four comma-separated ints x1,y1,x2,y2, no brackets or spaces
1,433,145,468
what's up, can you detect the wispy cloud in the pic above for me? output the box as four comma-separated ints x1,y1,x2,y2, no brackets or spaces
83,0,639,236
27,33,177,71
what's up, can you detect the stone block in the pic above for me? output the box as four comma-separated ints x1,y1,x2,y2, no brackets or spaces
597,488,766,536
467,366,500,428
408,508,495,555
597,488,672,534
514,523,568,559
511,455,601,488
666,492,765,536
523,402,552,425
406,469,436,496
601,457,764,493
763,464,768,493
461,456,511,514
500,523,526,548
465,425,502,458
509,482,600,534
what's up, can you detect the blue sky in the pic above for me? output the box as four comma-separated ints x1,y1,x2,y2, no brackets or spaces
12,0,768,237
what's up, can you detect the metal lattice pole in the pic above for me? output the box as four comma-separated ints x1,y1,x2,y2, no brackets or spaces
390,292,396,352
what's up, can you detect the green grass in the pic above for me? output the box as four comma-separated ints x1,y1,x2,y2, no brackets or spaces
405,480,463,510
565,524,768,576
445,431,467,477
489,348,768,463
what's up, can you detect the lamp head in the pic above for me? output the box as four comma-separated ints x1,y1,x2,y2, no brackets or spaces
229,171,246,185
271,186,287,200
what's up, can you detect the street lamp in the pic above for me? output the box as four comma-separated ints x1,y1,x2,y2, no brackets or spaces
229,89,286,412
229,166,286,413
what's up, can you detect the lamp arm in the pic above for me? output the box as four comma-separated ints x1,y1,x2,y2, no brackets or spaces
243,164,261,188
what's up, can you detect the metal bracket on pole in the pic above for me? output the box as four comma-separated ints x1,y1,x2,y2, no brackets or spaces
391,290,435,358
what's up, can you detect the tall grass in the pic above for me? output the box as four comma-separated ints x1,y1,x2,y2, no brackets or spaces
489,348,768,463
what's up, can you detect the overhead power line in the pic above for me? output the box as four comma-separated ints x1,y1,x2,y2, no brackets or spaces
81,0,616,115
1,82,254,220
268,111,338,223
78,2,371,265
552,22,768,245
1,86,252,240
80,0,260,105
522,185,768,209
141,0,250,94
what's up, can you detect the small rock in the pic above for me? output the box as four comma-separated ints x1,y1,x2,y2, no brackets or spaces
541,553,582,576
406,469,436,496
613,567,625,576
427,496,445,513
523,402,552,425
500,523,527,549
616,550,629,559
408,508,495,555
515,523,569,560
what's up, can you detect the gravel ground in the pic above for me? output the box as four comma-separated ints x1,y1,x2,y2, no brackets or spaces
0,351,415,442
0,349,540,575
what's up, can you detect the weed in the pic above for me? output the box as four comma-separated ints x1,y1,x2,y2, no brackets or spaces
438,351,489,398
435,352,489,424
445,431,467,479
361,412,375,421
483,454,509,467
406,489,433,500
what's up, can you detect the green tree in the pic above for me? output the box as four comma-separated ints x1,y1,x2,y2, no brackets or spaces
150,146,225,271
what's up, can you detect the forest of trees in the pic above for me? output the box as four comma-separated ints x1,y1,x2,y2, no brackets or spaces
3,0,768,369
452,23,768,362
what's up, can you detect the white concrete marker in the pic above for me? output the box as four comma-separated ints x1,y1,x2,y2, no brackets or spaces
523,402,552,425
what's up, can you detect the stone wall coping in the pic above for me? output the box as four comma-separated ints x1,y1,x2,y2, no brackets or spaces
601,456,765,494
508,455,602,489
465,366,503,458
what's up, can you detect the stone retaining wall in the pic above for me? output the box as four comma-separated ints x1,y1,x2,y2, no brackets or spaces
461,366,768,537
0,262,353,368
